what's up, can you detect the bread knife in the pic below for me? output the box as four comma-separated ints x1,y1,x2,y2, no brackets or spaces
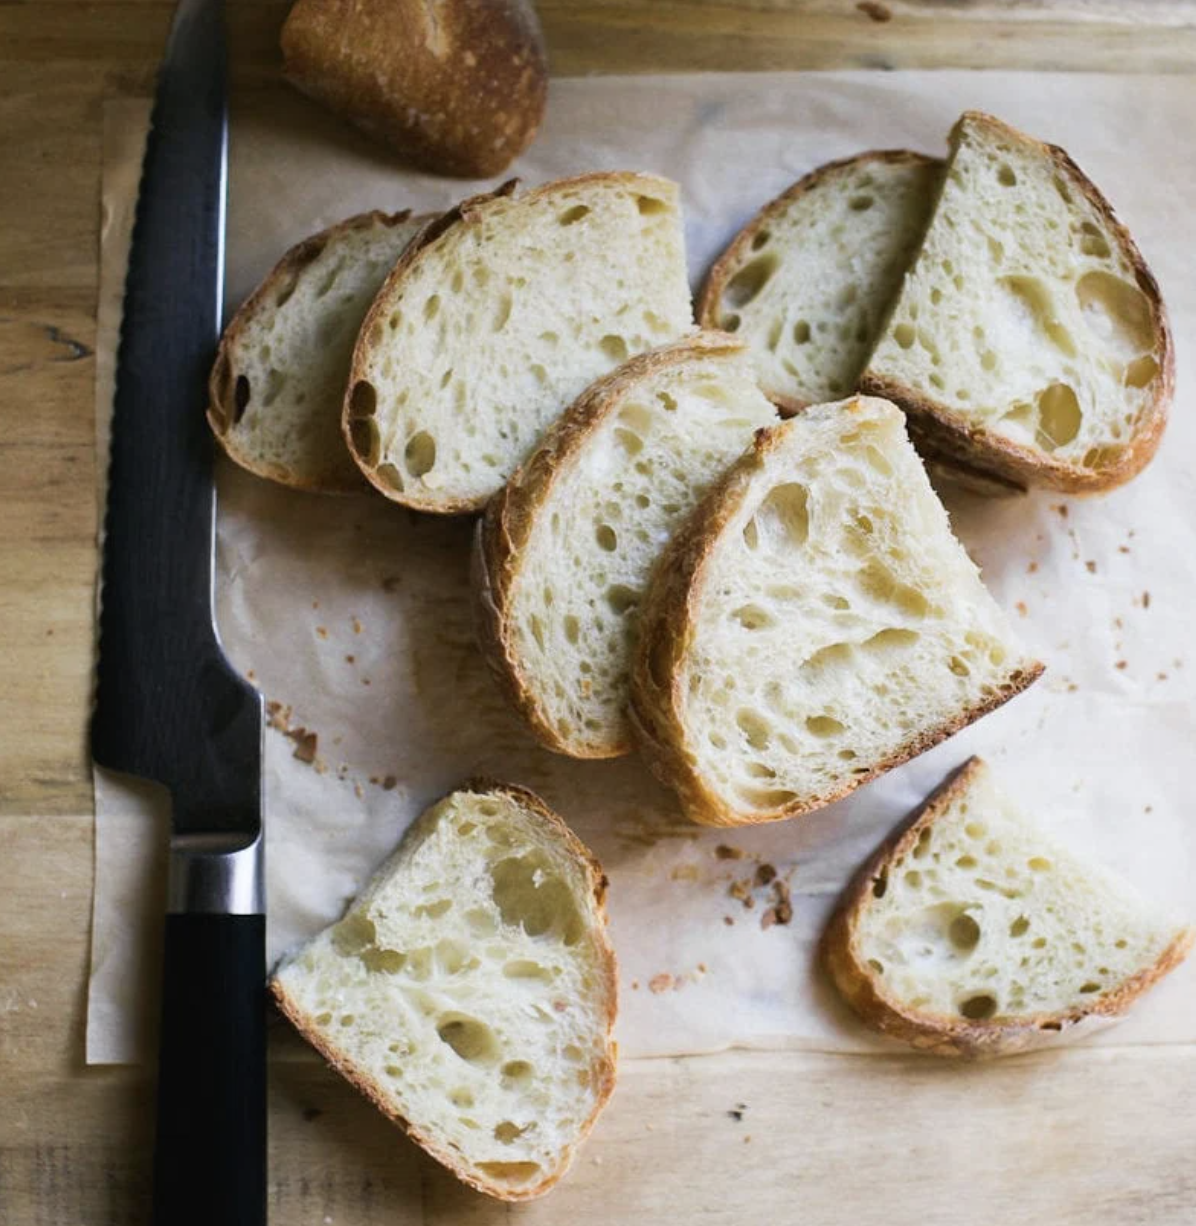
90,1,266,1222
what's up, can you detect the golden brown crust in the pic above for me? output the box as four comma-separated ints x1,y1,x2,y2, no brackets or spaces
270,777,618,1201
860,112,1174,496
821,757,1196,1058
697,149,943,411
344,172,683,515
628,404,1044,828
280,0,547,179
474,331,744,759
207,209,430,495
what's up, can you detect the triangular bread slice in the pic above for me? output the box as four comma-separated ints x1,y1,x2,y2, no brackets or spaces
344,174,694,512
475,332,778,759
823,757,1194,1058
209,210,429,493
861,111,1173,493
271,781,617,1201
629,396,1042,827
698,151,942,412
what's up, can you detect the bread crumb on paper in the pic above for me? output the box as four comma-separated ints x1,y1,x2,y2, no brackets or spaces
1085,560,1097,574
648,973,674,994
292,731,318,764
382,775,398,790
715,843,745,860
1016,601,1028,617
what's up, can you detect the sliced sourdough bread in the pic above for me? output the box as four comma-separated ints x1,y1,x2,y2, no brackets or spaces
475,332,778,759
209,210,429,493
629,396,1042,828
344,174,694,512
861,111,1173,493
823,757,1194,1058
271,781,617,1201
698,151,942,412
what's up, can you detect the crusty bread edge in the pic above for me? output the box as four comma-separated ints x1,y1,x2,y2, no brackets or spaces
474,331,745,760
269,778,619,1201
207,209,431,495
696,150,944,415
628,404,1044,828
859,111,1174,495
821,757,1196,1058
344,172,686,515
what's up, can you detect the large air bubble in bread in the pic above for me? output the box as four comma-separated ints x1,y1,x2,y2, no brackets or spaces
629,396,1043,827
270,783,617,1201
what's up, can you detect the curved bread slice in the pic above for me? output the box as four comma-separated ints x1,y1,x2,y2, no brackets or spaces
209,210,428,493
823,757,1194,1058
629,396,1042,827
271,781,617,1201
698,151,941,412
476,332,778,759
345,174,693,512
861,111,1173,493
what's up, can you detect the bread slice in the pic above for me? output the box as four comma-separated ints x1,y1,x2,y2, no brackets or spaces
344,174,694,513
209,210,429,493
270,781,617,1200
823,757,1194,1058
475,332,778,759
861,111,1173,493
698,151,942,412
629,396,1042,828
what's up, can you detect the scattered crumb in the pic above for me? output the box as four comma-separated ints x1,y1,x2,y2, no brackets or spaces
697,963,707,974
671,863,700,882
345,654,356,664
314,760,328,775
856,0,891,20
352,617,363,634
1115,660,1128,670
246,669,256,682
1157,672,1168,682
1067,682,1079,693
715,843,745,860
291,731,318,764
743,1135,752,1144
649,973,674,994
631,980,639,991
362,677,372,686
1145,805,1154,814
265,700,292,732
1015,601,1028,618
1143,591,1151,609
316,626,329,639
369,775,379,785
1118,545,1131,554
1052,504,1068,518
1113,617,1123,630
354,783,364,800
771,879,793,925
311,600,319,610
723,915,735,927
761,908,778,930
382,775,398,790
1027,560,1039,574
729,879,755,909
754,863,777,887
1085,560,1097,574
728,1103,747,1122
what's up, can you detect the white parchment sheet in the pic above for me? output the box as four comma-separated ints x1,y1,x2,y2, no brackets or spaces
89,72,1196,1064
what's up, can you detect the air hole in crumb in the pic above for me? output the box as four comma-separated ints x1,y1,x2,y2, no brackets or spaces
805,714,844,737
490,853,584,944
959,993,997,1020
997,164,1017,187
751,229,771,251
562,615,579,645
477,1162,541,1184
848,195,874,211
600,334,629,362
793,319,811,345
1010,915,1030,937
424,294,440,321
636,195,669,215
233,375,251,422
607,585,638,615
872,873,888,899
894,322,915,349
722,253,779,310
502,1060,534,1086
949,913,981,951
732,604,773,630
1027,857,1051,871
348,379,377,419
595,524,617,552
405,431,436,477
736,709,771,751
1079,981,1102,994
559,204,590,225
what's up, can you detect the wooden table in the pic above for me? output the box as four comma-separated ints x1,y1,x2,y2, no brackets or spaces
3,3,1195,1221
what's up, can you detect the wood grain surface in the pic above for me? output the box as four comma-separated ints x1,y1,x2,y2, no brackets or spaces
2,3,1195,1223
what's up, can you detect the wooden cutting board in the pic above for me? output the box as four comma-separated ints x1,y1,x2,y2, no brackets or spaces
3,4,1196,1222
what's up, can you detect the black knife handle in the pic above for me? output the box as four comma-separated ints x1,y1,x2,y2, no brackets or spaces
153,912,267,1226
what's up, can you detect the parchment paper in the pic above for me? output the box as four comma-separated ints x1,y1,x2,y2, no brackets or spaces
89,72,1196,1065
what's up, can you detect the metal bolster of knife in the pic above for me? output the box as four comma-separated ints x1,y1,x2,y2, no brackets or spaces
167,829,264,916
